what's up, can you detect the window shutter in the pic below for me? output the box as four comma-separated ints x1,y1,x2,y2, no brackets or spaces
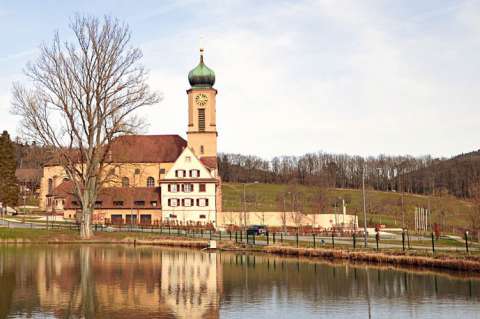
175,170,178,177
168,184,171,192
205,199,209,206
168,199,171,206
181,199,185,206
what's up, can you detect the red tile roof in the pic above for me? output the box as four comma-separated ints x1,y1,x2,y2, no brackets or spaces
50,180,75,197
46,135,187,166
52,181,162,209
109,135,186,163
200,156,218,169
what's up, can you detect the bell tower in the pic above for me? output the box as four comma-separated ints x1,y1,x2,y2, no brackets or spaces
187,48,217,159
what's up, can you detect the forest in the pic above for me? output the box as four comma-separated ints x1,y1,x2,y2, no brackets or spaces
12,136,480,200
218,150,480,198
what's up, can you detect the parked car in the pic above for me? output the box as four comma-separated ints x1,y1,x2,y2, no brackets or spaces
246,225,267,236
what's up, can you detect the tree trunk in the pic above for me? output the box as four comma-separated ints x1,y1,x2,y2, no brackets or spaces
80,206,93,239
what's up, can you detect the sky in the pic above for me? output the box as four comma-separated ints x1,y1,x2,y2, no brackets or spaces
0,0,479,159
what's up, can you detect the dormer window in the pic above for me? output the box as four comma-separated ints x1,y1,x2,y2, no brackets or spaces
189,169,200,178
113,201,124,207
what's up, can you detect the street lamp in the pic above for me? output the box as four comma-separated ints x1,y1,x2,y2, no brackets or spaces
243,181,259,228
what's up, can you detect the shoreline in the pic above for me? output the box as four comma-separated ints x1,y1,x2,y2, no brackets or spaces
1,235,479,273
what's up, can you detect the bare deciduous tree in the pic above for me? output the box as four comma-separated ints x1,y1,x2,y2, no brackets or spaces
469,182,480,241
11,15,159,238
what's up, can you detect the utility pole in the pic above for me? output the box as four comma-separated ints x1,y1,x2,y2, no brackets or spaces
243,183,246,229
362,164,368,247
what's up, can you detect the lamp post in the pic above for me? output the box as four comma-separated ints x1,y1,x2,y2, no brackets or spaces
243,182,258,229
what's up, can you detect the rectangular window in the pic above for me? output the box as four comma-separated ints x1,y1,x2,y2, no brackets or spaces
134,200,145,206
182,184,193,192
150,201,157,207
159,168,166,174
182,198,193,207
189,169,200,178
199,214,206,219
169,184,178,193
169,199,179,207
199,184,206,192
140,214,152,225
126,215,137,224
196,198,209,207
111,214,123,225
95,201,102,208
169,214,177,219
198,108,205,131
175,170,186,178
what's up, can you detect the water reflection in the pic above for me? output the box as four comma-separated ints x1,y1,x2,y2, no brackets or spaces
0,245,479,319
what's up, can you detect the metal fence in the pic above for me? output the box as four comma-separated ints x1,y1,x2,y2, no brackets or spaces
1,219,477,255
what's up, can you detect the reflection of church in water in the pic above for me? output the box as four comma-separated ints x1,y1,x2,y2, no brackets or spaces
34,247,223,319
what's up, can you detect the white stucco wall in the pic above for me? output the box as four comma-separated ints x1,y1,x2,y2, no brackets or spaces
160,147,217,225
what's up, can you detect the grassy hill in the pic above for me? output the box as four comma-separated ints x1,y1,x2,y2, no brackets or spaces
222,183,474,230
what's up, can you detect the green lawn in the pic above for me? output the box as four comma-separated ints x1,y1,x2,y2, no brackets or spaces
222,183,475,230
0,228,78,240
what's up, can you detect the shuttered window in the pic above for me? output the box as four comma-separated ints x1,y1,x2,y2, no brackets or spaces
198,108,205,131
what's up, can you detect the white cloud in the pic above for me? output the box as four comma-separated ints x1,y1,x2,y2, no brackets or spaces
2,1,479,158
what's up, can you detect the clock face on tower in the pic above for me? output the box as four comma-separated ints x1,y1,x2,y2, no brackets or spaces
195,93,208,106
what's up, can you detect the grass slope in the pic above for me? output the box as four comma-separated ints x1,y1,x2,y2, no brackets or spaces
222,183,474,229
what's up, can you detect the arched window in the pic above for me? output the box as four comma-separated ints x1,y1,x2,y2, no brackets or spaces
122,177,129,187
147,176,155,187
48,178,53,194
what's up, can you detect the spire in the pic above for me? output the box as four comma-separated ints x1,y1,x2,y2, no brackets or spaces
188,48,215,88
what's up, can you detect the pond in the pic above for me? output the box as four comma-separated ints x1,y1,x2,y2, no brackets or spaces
0,245,478,318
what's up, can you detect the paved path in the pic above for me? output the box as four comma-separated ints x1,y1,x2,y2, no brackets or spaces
1,218,476,252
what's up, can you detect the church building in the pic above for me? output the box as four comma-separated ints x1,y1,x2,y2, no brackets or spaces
38,49,222,227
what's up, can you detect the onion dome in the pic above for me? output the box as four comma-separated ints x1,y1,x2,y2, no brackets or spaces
188,48,215,88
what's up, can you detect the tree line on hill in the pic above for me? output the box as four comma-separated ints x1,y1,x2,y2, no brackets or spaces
218,150,480,199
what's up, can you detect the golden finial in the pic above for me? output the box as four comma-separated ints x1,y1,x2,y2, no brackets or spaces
200,47,204,63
